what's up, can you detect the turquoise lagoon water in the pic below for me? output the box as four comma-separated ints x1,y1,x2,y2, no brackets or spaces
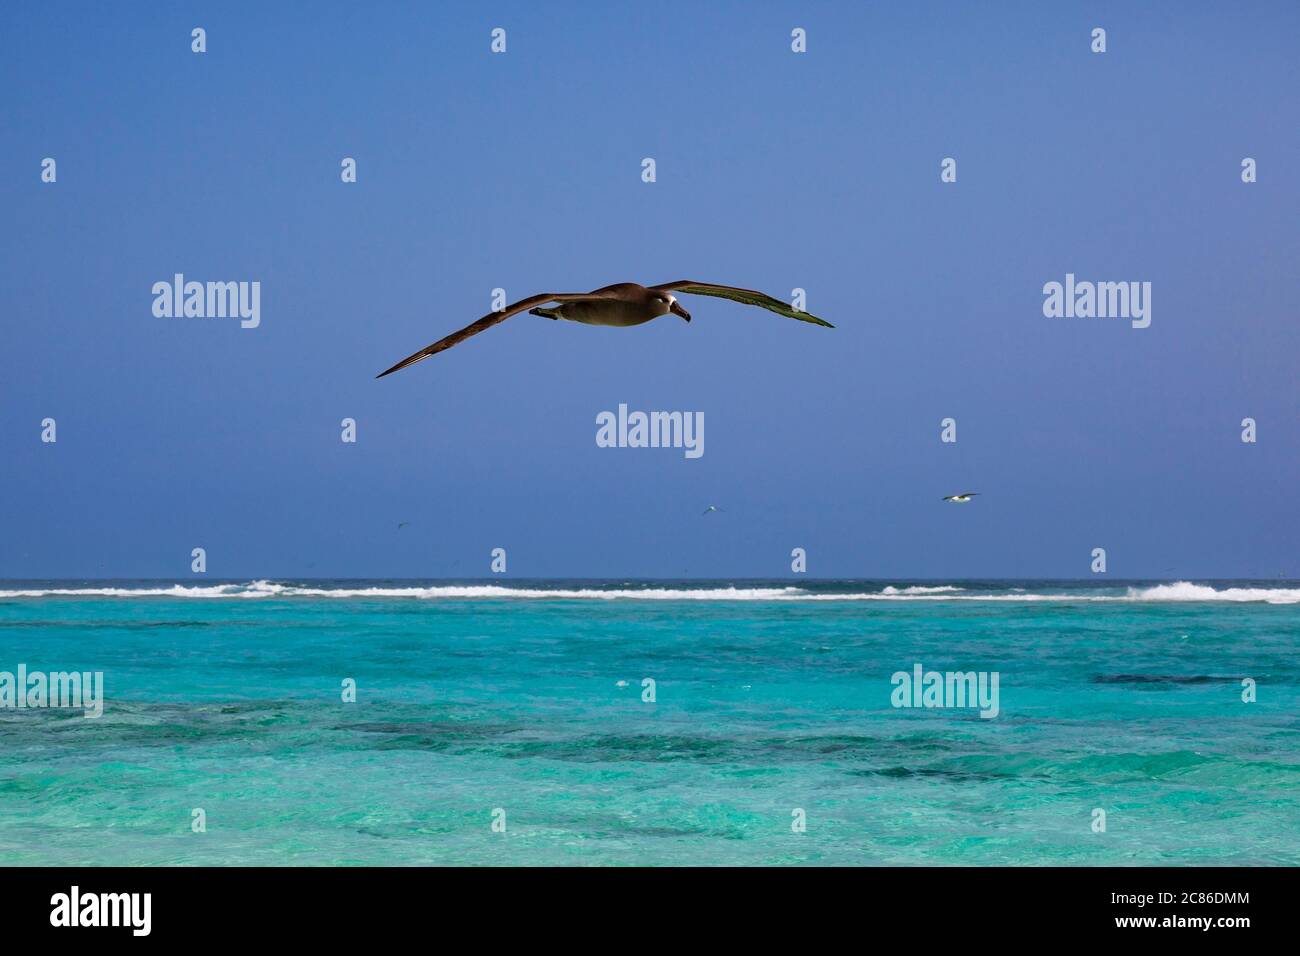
0,579,1296,866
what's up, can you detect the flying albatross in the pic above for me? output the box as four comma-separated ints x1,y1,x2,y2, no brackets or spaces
377,281,833,377
942,493,979,503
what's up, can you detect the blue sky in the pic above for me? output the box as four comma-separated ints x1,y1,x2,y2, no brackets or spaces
1,1,1297,578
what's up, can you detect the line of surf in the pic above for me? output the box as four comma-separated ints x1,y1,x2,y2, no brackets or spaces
1,581,1296,603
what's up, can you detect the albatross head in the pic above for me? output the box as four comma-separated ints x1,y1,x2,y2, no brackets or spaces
652,291,691,322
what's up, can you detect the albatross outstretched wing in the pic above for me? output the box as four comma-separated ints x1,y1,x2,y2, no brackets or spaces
376,292,601,377
650,281,834,327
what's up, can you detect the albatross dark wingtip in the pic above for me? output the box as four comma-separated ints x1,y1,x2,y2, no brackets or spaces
376,348,437,378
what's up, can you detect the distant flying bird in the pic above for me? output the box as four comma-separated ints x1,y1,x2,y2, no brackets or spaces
942,493,979,503
397,521,411,530
377,281,833,377
702,505,724,516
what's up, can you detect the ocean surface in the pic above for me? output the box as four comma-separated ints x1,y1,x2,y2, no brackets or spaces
1,578,1297,866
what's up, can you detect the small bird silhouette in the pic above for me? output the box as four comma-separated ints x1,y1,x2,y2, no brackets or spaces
702,505,724,516
942,493,979,503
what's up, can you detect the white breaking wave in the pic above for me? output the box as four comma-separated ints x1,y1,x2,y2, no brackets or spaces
0,580,1296,603
881,585,964,595
1125,582,1300,605
0,581,807,601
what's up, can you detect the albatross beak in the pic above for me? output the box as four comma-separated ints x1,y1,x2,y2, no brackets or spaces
670,301,691,322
